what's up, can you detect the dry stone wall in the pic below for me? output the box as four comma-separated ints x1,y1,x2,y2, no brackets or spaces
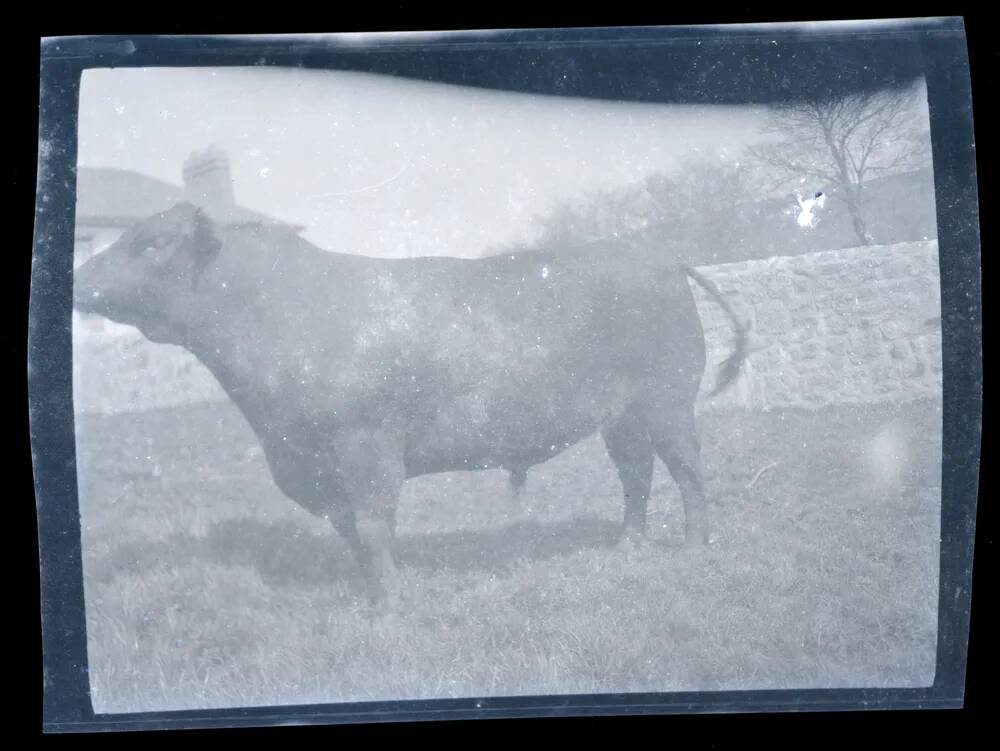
693,240,942,411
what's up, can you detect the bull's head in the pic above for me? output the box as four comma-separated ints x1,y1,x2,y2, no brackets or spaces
73,203,222,343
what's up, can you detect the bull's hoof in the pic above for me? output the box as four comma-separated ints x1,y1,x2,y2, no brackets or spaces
367,599,401,622
683,529,712,547
365,586,401,618
617,528,646,550
363,568,404,615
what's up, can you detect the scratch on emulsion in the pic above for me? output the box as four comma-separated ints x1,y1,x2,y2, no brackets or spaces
314,165,410,198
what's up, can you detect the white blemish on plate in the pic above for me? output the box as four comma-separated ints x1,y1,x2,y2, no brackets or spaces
795,192,826,228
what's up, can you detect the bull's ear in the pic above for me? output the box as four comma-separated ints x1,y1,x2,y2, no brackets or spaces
190,208,221,291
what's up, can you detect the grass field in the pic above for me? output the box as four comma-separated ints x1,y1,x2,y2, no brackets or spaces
74,397,942,713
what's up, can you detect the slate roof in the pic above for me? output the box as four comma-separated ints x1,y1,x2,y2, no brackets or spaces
75,167,305,231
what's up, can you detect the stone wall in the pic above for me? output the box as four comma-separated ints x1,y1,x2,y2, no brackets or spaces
692,240,942,411
72,240,942,416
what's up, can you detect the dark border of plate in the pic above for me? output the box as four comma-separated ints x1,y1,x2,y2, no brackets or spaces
29,18,982,732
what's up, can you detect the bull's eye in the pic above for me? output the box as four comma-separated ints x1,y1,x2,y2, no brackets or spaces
136,237,168,256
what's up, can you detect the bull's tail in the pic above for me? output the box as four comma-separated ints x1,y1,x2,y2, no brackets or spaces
683,264,749,398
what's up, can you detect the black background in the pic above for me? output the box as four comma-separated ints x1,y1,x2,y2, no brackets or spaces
16,4,990,744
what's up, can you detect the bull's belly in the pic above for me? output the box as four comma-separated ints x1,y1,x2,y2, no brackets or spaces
402,381,633,478
403,418,601,478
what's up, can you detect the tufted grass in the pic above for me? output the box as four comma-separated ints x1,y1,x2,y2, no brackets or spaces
73,397,942,713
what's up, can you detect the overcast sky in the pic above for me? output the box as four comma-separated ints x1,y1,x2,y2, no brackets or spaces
79,66,774,257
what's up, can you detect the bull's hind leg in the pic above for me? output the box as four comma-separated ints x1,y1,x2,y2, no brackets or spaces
642,401,710,547
602,410,654,541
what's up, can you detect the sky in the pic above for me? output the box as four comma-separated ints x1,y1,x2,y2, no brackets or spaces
78,66,775,257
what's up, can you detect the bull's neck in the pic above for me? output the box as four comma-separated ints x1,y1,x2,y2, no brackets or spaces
174,240,363,426
181,304,272,427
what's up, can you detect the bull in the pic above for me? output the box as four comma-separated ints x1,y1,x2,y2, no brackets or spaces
73,203,747,608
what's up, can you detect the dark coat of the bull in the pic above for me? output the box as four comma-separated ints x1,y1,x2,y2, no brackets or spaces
74,203,747,608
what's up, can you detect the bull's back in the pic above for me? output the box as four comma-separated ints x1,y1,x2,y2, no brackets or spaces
425,243,705,383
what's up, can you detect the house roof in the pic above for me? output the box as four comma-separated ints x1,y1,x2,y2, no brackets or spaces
75,167,305,231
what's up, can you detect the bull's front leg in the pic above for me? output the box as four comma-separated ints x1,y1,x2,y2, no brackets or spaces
329,427,407,611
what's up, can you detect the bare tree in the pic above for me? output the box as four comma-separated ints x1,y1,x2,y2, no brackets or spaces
533,183,653,247
532,155,762,265
644,156,760,264
750,84,931,246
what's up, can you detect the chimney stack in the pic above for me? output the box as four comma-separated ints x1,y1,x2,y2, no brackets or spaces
182,146,235,215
